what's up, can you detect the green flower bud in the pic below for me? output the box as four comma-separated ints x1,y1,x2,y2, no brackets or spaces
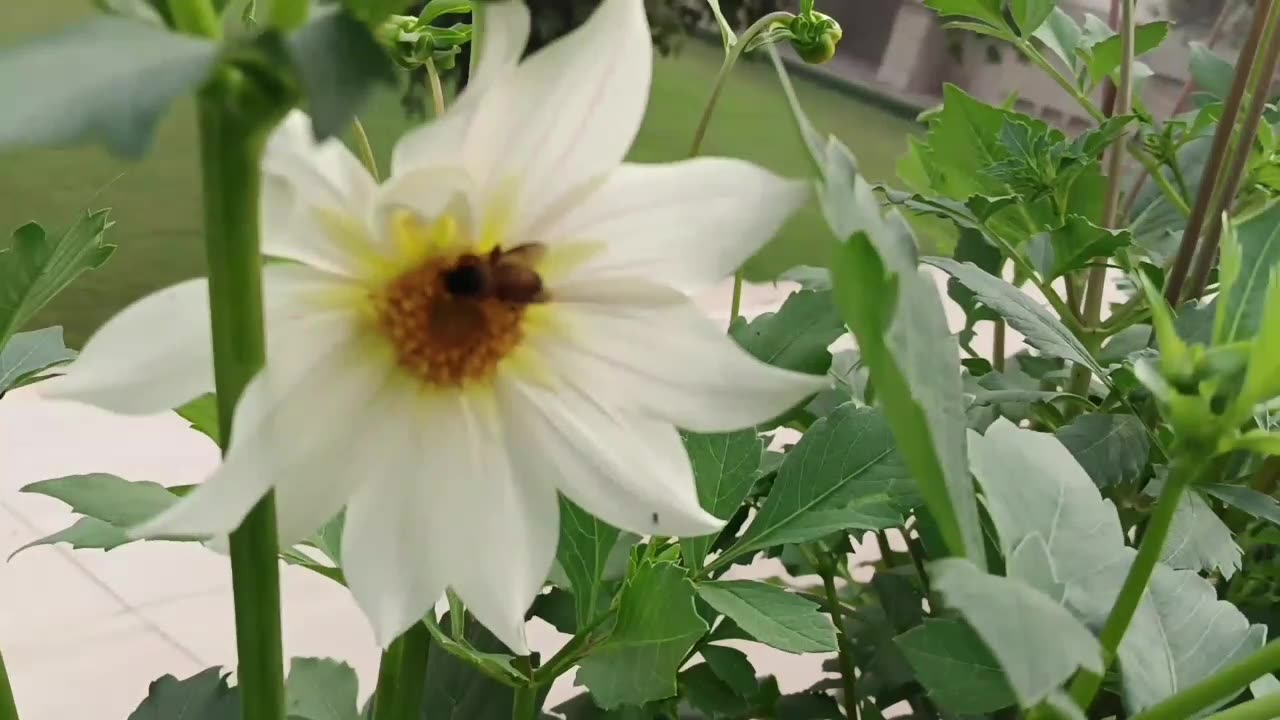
789,12,842,64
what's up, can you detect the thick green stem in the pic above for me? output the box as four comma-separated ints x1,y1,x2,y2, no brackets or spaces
0,649,18,720
1069,460,1203,710
469,2,484,76
1186,5,1280,301
1165,0,1274,305
198,73,286,720
371,624,431,720
1203,695,1280,720
1070,0,1133,398
511,656,538,720
1131,641,1280,720
820,565,858,720
728,273,744,327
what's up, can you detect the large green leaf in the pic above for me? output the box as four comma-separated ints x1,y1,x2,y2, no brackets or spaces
930,558,1103,708
1221,203,1280,343
925,257,1106,379
1009,0,1054,36
1027,216,1131,282
895,618,1017,714
288,9,396,139
557,498,621,628
1204,484,1280,526
922,0,1007,31
1079,21,1170,87
577,561,708,709
698,645,758,697
1160,489,1241,579
14,474,181,556
723,405,910,562
0,327,75,395
0,213,114,348
696,580,836,654
679,430,762,571
286,658,360,720
826,177,985,566
1053,413,1150,488
1189,42,1235,102
0,19,215,157
128,667,239,720
422,612,516,719
730,290,845,375
1033,8,1084,71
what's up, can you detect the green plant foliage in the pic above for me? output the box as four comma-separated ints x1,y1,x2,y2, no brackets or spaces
730,290,845,376
577,561,708,709
0,18,216,157
557,498,622,628
0,327,76,396
680,429,762,571
1053,412,1151,488
895,618,1017,713
0,213,114,349
1160,488,1242,579
128,667,239,720
287,9,397,139
286,658,361,720
696,580,836,654
14,473,180,555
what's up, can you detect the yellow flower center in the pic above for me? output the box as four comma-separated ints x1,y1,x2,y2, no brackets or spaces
370,210,548,388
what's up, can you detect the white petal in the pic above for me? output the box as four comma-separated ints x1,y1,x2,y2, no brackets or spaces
131,313,384,540
541,160,810,293
40,278,213,414
541,299,829,433
262,111,378,275
462,0,651,224
389,1,530,175
501,378,723,537
342,391,558,652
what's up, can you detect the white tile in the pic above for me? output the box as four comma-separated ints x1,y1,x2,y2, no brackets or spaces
5,611,201,720
62,541,230,610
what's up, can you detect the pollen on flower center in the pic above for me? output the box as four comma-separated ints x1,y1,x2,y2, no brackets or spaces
375,241,548,388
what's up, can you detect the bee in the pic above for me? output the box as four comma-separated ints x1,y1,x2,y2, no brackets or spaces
441,243,548,304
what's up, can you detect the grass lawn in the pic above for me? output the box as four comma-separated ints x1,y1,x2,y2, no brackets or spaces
0,4,919,346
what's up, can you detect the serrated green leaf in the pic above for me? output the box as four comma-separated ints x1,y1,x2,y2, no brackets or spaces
1027,216,1131,281
1010,0,1054,36
1160,489,1241,579
724,405,910,561
422,612,516,719
14,517,133,556
731,289,845,375
128,667,239,720
176,393,220,444
699,645,758,697
578,562,708,709
1204,484,1280,526
895,618,1017,714
1053,412,1150,488
286,658,359,720
696,580,836,654
288,9,396,139
775,692,844,719
0,213,114,348
923,0,1007,32
1222,204,1280,343
0,327,75,395
21,473,179,528
679,663,751,718
1079,21,1170,88
1189,42,1235,102
680,430,762,571
0,19,215,157
1033,8,1083,71
930,558,1103,708
557,497,621,628
925,257,1106,378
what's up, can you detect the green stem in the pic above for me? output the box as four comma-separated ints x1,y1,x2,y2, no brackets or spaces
1186,3,1280,301
198,72,287,720
728,273,744,327
1164,0,1274,305
371,624,431,720
0,649,18,720
267,0,307,30
820,564,858,720
511,657,539,720
167,0,222,37
351,117,379,182
425,58,447,117
1069,459,1203,710
1203,695,1280,720
1070,0,1133,398
469,2,484,76
1131,641,1280,720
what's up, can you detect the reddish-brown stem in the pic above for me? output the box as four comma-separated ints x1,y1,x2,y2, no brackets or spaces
1164,0,1274,306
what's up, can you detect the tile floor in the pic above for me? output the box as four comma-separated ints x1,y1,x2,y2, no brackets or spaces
0,270,1090,717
